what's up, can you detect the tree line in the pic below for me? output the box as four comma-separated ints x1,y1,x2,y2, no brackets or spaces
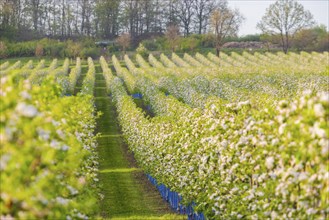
0,0,222,41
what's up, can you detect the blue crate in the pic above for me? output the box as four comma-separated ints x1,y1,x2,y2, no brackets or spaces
132,93,143,99
146,174,205,220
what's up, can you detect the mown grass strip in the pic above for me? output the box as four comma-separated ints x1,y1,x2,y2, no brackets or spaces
99,168,140,173
100,134,122,138
111,214,186,220
94,65,183,219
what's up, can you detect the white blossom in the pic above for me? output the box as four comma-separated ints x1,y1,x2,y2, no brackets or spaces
0,154,11,171
55,197,69,205
319,92,329,103
320,139,329,155
314,103,325,117
61,145,69,151
278,124,286,135
20,91,31,100
16,102,38,117
67,185,78,195
0,215,15,220
271,211,278,219
265,157,275,169
312,123,326,138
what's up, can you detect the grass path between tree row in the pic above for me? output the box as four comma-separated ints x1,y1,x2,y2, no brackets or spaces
91,67,185,220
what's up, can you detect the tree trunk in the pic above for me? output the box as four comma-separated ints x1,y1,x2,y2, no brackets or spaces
32,0,40,31
285,31,289,54
283,47,288,54
198,19,202,34
266,42,270,52
216,47,220,57
280,31,287,54
61,0,65,38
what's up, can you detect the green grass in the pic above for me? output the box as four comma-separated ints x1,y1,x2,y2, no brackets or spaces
99,168,140,173
92,70,184,220
111,214,186,220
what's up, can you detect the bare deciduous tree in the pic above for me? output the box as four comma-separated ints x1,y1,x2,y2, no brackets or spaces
165,24,180,52
0,41,8,58
177,0,194,36
210,3,244,56
116,33,131,54
257,0,315,54
193,0,216,34
35,43,44,57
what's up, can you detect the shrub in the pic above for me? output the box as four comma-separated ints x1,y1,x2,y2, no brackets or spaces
315,33,329,51
179,37,200,52
6,41,36,57
107,44,120,52
46,42,66,58
141,38,162,51
80,37,95,47
200,34,215,48
80,47,101,59
65,40,82,58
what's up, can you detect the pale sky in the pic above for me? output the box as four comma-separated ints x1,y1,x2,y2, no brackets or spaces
227,0,329,36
